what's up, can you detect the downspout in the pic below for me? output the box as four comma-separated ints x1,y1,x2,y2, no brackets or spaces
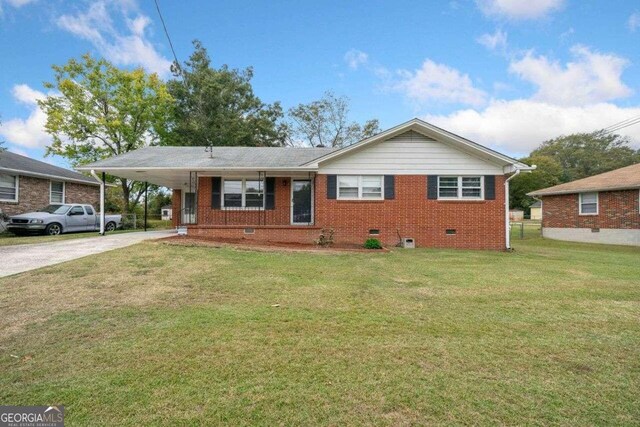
90,169,105,235
504,169,521,250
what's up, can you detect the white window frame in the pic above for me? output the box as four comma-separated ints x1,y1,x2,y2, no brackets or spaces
437,176,484,200
221,178,265,209
337,175,384,200
49,180,65,204
0,174,19,203
579,192,599,215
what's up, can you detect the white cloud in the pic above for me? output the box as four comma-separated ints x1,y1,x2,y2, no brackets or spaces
477,0,564,20
509,45,632,106
4,0,37,7
344,49,369,70
628,12,640,32
56,1,171,76
477,29,507,51
393,60,487,106
0,84,50,149
425,100,640,154
12,83,45,104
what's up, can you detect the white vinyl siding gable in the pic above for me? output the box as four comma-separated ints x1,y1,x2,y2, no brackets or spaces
0,174,19,202
318,131,504,175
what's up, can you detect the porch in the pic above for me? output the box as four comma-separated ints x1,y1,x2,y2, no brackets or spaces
175,173,317,229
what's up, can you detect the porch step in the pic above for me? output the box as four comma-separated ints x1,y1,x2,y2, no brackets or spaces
177,226,188,236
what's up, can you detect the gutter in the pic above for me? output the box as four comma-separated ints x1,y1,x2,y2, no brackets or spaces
504,164,536,250
90,170,105,235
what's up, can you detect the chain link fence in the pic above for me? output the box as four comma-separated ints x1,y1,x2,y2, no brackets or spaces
120,213,173,230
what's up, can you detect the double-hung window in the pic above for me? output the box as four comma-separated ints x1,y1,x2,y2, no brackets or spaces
338,175,383,200
50,181,65,203
579,192,598,215
0,174,18,202
438,176,483,200
223,179,264,208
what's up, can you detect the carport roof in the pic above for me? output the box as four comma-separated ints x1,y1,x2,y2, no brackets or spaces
77,146,337,188
80,146,337,170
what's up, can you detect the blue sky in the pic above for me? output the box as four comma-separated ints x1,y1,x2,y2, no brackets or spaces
1,0,639,168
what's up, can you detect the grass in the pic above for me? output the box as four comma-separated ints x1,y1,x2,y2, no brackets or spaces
0,232,638,425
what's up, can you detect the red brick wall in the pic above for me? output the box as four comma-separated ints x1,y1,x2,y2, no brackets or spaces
177,174,507,250
171,189,181,228
65,181,99,207
315,174,506,250
0,175,99,216
542,190,640,229
188,225,321,243
197,176,292,226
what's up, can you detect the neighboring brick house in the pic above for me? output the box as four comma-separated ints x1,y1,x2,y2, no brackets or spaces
0,151,100,217
80,119,534,250
528,163,640,246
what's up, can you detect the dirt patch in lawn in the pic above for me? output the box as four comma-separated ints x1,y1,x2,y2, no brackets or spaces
160,235,392,254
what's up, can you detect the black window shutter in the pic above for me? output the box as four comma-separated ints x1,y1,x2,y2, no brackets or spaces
265,177,276,210
384,175,395,199
211,177,221,209
427,175,438,199
484,175,496,200
326,175,337,199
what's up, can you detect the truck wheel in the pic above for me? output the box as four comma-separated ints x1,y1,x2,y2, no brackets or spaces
45,223,62,236
105,221,116,232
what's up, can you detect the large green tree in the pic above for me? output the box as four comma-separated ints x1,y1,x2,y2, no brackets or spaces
38,54,174,212
531,131,640,182
510,155,563,209
287,91,381,147
167,40,286,147
510,131,640,209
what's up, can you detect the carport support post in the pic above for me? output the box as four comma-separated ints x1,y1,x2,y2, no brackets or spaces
144,181,148,232
101,172,106,235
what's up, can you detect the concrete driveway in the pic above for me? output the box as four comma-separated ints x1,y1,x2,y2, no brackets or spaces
0,230,176,277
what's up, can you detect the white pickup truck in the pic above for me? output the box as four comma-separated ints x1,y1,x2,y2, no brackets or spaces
7,204,122,236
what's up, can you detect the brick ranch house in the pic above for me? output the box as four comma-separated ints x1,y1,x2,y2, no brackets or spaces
528,163,640,246
0,150,100,217
81,119,534,250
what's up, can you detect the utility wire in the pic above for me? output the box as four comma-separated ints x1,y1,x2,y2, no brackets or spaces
154,0,182,76
600,114,640,134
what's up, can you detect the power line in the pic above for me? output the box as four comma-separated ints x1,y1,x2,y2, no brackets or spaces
601,114,640,134
153,0,181,75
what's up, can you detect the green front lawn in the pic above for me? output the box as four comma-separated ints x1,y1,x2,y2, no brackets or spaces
0,233,638,425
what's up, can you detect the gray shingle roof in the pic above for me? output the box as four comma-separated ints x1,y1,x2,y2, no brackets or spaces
0,150,99,185
83,146,337,169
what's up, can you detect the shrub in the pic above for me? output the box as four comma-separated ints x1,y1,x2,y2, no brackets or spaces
315,228,335,247
364,238,383,249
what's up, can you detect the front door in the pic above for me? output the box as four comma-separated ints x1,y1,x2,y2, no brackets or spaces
291,180,313,225
182,192,196,224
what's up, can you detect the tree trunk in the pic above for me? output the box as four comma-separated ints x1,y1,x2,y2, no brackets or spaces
121,179,131,214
